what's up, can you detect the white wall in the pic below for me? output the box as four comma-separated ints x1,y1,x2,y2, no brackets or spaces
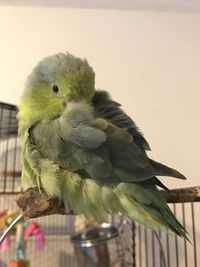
0,6,200,189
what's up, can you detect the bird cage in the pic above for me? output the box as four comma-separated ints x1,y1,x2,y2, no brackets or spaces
0,102,20,194
0,101,199,267
134,187,200,267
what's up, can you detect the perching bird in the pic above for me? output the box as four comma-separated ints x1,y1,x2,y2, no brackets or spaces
18,52,187,238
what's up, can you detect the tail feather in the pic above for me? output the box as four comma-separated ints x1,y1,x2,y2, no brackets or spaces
115,182,189,239
150,159,186,180
153,177,170,191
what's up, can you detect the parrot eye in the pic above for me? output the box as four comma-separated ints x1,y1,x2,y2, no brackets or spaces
52,83,60,95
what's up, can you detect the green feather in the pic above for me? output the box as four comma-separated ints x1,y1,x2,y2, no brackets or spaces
18,52,188,239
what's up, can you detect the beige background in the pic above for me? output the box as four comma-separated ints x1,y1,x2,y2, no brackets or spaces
0,6,199,188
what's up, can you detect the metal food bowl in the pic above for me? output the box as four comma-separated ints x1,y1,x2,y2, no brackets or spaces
71,223,124,267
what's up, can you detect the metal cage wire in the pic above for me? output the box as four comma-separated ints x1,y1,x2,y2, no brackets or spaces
134,201,199,267
0,102,20,193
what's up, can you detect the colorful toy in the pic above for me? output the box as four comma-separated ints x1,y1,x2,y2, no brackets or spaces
0,209,45,267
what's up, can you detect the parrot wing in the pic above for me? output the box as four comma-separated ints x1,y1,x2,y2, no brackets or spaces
29,99,187,238
30,99,185,183
92,90,150,151
30,102,154,182
92,90,185,180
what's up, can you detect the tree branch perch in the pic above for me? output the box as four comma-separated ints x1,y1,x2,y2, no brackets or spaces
15,187,73,218
161,186,200,203
15,186,200,219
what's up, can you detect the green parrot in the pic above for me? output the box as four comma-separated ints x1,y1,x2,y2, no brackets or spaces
18,52,187,238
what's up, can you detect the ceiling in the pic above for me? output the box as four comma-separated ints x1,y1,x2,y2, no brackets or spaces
0,0,200,12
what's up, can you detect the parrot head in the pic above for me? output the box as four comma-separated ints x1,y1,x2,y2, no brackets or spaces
18,52,95,132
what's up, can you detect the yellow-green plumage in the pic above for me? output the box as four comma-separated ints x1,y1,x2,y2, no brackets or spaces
18,52,188,238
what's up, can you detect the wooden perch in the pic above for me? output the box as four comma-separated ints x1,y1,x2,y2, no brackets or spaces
16,187,73,218
161,186,200,203
15,186,200,219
